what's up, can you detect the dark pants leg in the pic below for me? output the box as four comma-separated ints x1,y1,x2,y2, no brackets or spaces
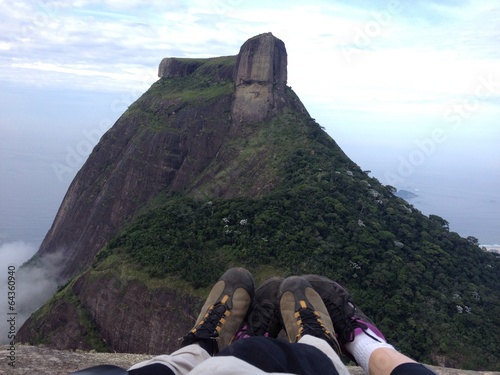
217,336,340,375
128,363,175,375
391,363,437,375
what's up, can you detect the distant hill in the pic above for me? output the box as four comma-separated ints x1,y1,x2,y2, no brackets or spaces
18,33,500,371
395,189,418,199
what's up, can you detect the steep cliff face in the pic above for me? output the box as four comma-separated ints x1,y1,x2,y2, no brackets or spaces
36,33,294,281
18,260,202,354
37,88,233,279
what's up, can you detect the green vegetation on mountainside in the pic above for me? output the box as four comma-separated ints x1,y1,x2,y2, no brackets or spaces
94,102,500,369
116,55,237,133
147,56,237,101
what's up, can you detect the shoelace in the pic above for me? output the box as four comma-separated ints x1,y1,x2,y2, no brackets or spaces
248,300,280,336
324,296,381,343
297,307,329,338
296,306,342,354
195,304,228,339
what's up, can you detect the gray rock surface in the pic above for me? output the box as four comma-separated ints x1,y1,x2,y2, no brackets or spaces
2,345,499,375
232,32,288,123
158,58,205,78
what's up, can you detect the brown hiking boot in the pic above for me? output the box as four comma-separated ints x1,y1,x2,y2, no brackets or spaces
279,276,341,354
181,267,255,355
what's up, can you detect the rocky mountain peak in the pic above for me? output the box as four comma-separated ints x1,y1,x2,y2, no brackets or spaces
235,32,287,86
31,33,291,281
233,32,288,123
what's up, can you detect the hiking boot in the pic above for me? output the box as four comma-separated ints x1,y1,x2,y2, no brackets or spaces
235,277,284,339
303,275,386,352
181,267,255,355
279,276,341,354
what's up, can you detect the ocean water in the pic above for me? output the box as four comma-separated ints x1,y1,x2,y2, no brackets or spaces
0,86,121,250
363,155,500,247
395,176,500,246
0,144,72,248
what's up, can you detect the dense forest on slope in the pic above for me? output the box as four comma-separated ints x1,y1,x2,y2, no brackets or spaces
94,102,500,369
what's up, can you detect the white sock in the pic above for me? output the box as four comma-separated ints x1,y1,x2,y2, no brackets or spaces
344,328,395,375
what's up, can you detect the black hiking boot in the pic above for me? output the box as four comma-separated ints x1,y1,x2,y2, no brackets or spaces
279,276,341,354
181,267,255,355
303,274,386,357
235,277,284,339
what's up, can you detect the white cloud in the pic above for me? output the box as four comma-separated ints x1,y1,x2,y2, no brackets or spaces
0,241,37,267
0,242,63,345
0,41,11,50
5,61,157,92
0,0,498,115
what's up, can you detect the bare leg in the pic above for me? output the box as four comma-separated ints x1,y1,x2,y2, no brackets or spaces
368,347,416,375
303,275,435,375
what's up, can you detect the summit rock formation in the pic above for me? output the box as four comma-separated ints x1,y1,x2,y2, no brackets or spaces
232,32,288,123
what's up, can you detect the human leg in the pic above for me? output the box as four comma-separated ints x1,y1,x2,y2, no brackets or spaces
304,275,436,375
129,364,175,375
221,275,350,375
128,345,209,375
128,274,345,375
128,267,254,375
218,336,343,375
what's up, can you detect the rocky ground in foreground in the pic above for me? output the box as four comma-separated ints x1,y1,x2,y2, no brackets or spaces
1,345,499,375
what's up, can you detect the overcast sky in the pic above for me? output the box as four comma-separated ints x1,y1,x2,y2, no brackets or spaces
1,0,499,244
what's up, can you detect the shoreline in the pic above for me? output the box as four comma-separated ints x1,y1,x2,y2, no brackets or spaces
482,245,500,253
